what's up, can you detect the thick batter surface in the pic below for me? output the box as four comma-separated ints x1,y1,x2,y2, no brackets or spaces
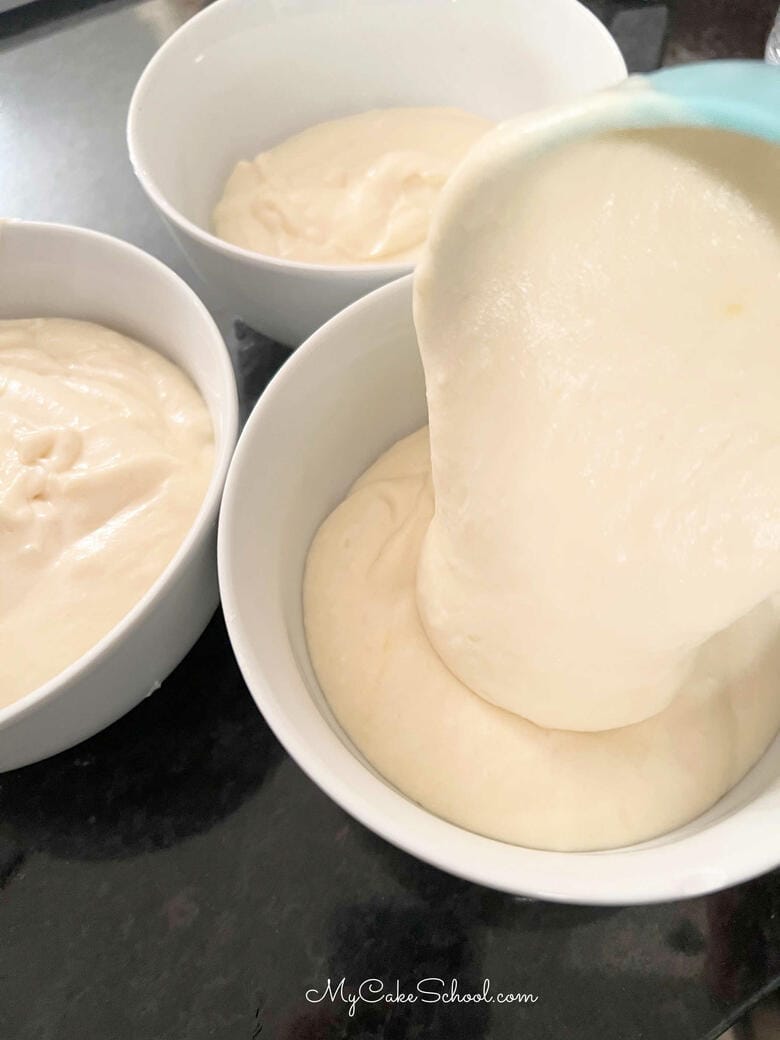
1,319,213,705
416,126,780,733
304,124,780,851
212,107,492,265
305,428,780,851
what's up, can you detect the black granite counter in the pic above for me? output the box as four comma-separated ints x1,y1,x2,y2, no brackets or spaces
2,600,780,1040
1,2,779,1038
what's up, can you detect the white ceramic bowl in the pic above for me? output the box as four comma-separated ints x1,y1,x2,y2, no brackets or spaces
218,274,780,904
0,220,238,771
127,0,626,346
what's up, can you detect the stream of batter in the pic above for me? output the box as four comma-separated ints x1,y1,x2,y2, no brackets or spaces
304,122,780,851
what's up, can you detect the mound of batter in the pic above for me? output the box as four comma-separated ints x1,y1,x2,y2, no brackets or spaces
1,318,213,705
304,122,780,851
213,107,492,265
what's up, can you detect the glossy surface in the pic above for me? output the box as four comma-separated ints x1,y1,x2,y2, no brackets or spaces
220,272,780,903
0,220,237,771
2,611,780,1038
212,107,493,265
1,1,779,1037
0,317,214,708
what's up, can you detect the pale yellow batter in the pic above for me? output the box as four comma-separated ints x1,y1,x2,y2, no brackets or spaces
305,429,780,851
304,123,780,851
212,107,492,265
0,318,213,705
415,126,780,733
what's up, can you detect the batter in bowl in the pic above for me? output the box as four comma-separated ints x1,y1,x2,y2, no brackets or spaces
304,123,780,851
212,107,492,265
0,318,213,705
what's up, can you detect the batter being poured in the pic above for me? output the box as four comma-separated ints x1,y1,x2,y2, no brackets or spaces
304,120,780,851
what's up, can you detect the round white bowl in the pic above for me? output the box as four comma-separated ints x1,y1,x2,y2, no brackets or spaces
218,274,780,904
0,220,238,771
127,0,626,347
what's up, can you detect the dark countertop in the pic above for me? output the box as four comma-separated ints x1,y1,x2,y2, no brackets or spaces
1,2,779,1038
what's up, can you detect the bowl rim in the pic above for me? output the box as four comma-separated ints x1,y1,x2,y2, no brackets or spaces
126,0,413,281
126,0,626,280
0,218,239,729
218,273,780,905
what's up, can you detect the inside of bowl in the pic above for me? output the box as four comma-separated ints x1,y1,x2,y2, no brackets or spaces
226,274,780,872
133,0,625,233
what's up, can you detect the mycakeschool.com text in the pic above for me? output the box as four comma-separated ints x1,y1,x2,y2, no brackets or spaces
305,978,539,1017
